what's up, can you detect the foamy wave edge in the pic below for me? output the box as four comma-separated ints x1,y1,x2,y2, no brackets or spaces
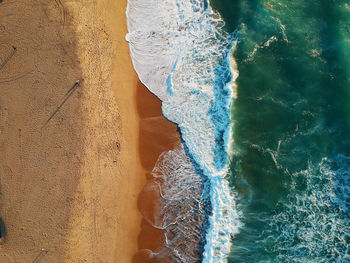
125,0,241,262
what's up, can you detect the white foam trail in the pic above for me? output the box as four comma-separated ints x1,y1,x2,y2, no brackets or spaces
271,155,350,262
149,145,206,262
126,0,241,261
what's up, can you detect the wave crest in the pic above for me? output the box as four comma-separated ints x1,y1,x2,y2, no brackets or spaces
126,0,241,261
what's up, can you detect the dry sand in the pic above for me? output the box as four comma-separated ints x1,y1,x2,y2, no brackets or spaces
0,0,149,262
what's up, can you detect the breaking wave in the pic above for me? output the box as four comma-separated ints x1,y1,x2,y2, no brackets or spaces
126,0,241,261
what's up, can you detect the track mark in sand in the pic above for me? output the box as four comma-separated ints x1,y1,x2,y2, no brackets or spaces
18,129,23,170
32,249,48,263
0,106,9,148
44,80,81,126
0,46,17,72
0,71,33,84
36,0,65,29
54,0,66,30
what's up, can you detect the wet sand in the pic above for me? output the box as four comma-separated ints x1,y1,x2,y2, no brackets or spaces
133,81,180,262
106,1,181,261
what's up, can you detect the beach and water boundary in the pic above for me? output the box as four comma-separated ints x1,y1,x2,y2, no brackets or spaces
126,0,241,261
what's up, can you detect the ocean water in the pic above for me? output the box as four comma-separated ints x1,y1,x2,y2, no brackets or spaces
211,0,350,262
126,0,350,262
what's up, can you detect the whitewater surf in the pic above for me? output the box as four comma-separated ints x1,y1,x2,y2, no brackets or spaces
126,0,241,261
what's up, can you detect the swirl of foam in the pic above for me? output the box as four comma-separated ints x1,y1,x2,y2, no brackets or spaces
148,145,208,262
126,0,241,261
270,155,350,262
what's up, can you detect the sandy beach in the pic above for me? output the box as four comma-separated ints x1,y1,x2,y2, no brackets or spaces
0,0,150,261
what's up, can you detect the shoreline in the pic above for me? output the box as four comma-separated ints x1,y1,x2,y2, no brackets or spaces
97,0,181,261
134,80,180,262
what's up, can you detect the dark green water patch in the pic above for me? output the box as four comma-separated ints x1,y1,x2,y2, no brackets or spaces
211,0,350,262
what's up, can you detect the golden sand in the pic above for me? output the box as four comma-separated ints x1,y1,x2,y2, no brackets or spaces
0,0,147,261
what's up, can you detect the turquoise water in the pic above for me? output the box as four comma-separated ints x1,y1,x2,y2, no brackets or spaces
210,0,350,262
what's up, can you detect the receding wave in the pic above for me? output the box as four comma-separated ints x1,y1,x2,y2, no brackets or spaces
126,0,241,261
138,145,209,262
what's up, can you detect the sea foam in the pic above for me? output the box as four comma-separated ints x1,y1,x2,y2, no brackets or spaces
145,145,209,262
126,0,241,261
271,155,350,262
